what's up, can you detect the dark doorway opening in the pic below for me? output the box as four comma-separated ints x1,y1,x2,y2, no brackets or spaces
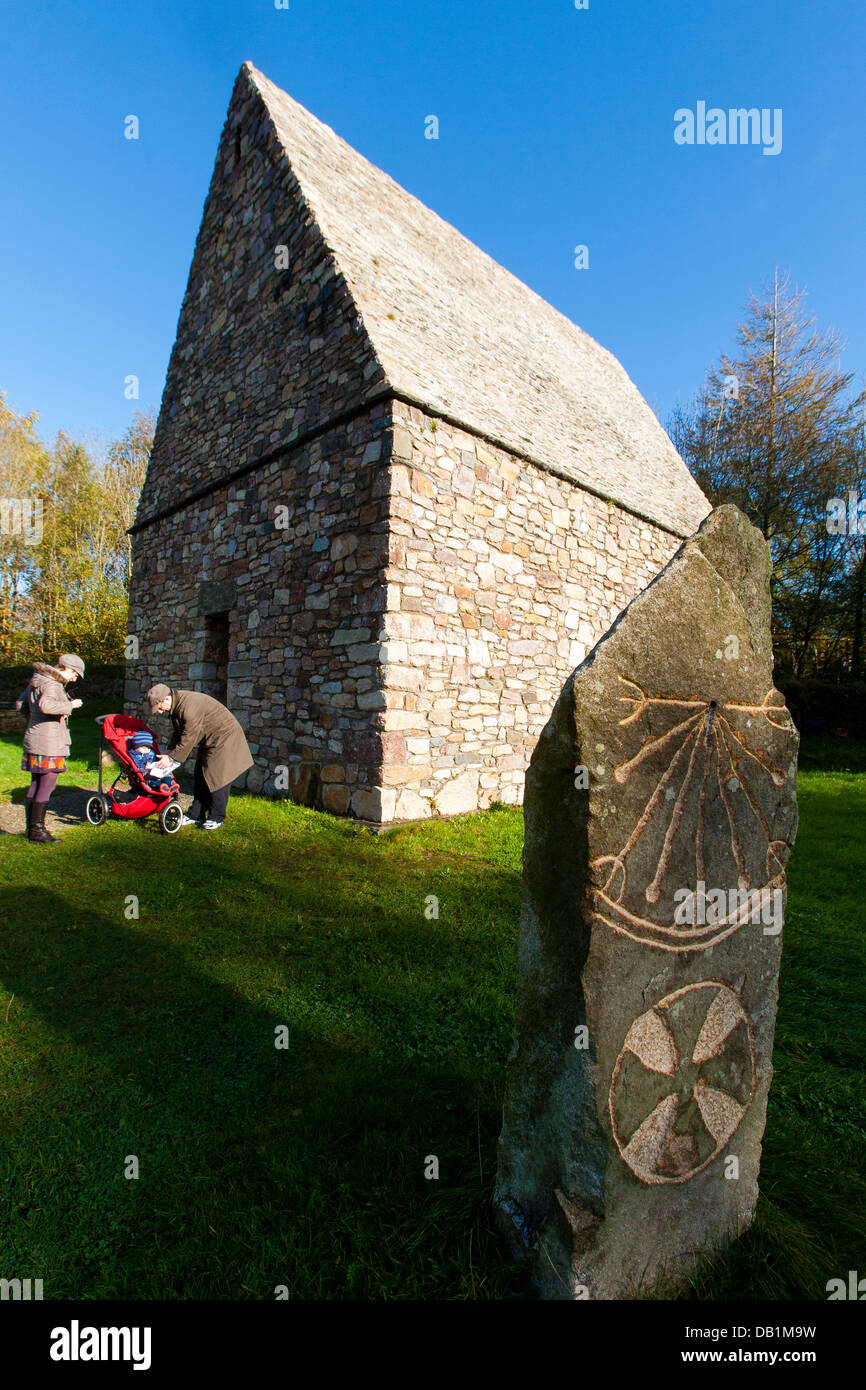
203,612,229,704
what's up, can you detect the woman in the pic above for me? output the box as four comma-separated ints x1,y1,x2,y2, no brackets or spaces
15,653,85,843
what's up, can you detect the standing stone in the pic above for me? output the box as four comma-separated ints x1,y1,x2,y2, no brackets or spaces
495,505,799,1299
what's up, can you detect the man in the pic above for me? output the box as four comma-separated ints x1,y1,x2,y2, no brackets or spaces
145,683,254,830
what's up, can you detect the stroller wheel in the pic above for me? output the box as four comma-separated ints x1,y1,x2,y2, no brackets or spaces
86,795,108,827
159,802,184,835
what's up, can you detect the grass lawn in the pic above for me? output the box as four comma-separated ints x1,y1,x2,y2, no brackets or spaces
0,710,863,1299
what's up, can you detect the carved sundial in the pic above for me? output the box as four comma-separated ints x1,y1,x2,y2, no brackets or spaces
589,679,794,951
609,982,756,1185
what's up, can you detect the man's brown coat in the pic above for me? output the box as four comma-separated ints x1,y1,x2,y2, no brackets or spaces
166,689,254,792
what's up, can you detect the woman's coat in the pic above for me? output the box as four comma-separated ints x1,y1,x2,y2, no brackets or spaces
16,663,76,757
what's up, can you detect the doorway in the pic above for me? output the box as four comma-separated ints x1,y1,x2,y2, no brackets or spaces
202,612,229,703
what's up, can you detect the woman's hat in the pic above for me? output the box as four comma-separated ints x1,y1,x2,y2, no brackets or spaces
59,654,85,677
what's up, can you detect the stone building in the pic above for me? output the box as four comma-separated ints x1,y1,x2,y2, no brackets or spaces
127,62,710,823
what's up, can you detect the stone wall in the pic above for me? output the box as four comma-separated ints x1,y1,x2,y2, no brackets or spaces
135,67,386,525
127,61,699,824
126,61,396,817
126,406,391,816
375,402,681,821
128,398,682,824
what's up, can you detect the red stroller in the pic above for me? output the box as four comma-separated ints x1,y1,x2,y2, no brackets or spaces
86,714,184,835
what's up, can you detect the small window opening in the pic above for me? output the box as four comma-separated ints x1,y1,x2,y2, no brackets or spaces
203,612,230,704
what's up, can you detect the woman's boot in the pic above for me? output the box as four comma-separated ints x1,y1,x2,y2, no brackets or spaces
29,801,59,844
24,800,32,837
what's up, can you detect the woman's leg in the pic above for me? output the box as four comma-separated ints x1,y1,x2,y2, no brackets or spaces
28,771,60,843
33,771,59,802
198,765,213,821
24,771,40,836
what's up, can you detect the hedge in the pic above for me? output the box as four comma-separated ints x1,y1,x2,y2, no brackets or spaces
0,663,124,706
775,672,866,739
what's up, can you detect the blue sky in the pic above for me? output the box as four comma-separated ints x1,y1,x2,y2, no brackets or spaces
1,0,862,448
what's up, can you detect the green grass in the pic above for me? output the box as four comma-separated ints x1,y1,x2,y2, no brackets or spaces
0,721,863,1299
685,749,866,1299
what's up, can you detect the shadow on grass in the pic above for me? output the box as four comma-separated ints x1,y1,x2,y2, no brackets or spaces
0,856,528,1300
797,734,866,774
3,759,862,1302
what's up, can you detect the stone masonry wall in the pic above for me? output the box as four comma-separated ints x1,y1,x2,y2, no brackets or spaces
376,401,681,821
128,398,684,824
136,67,386,523
126,405,392,818
128,61,696,824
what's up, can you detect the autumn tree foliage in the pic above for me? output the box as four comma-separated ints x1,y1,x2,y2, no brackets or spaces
0,398,152,663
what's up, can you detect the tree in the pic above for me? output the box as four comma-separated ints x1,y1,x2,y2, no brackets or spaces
34,432,96,656
0,403,153,666
830,391,866,678
103,411,154,583
0,394,49,659
668,271,863,676
48,413,153,660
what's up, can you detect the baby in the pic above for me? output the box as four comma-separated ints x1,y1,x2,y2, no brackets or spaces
126,731,179,792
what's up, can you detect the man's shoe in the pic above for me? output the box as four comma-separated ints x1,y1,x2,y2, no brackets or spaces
201,820,224,830
28,802,59,844
180,814,203,828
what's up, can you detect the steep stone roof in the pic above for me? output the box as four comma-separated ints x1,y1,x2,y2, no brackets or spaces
246,63,709,537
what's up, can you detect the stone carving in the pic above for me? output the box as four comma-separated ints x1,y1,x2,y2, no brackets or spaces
591,681,793,951
609,982,756,1185
495,505,799,1299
